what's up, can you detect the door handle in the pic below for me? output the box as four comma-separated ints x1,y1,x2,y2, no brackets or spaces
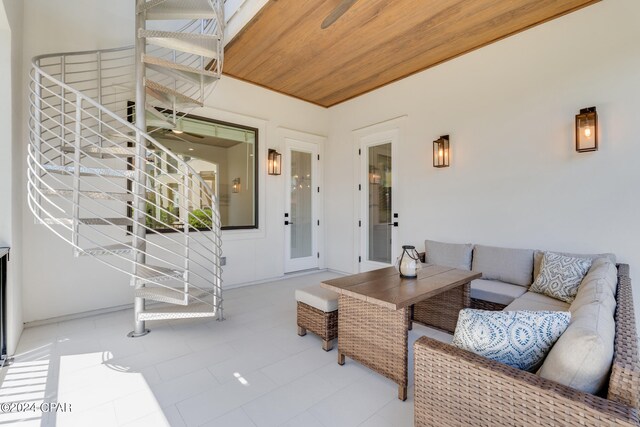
387,222,399,227
285,221,294,226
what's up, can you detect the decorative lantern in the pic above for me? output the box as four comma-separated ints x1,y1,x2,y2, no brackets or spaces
575,107,598,152
268,149,282,175
232,177,240,193
433,135,450,168
396,245,422,278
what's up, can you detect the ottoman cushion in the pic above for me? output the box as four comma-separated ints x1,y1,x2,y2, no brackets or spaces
296,285,339,312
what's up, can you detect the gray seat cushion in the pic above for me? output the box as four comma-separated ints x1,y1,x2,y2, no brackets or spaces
537,258,617,395
295,285,339,312
470,279,527,306
472,245,534,287
424,239,473,270
533,250,616,282
504,291,571,312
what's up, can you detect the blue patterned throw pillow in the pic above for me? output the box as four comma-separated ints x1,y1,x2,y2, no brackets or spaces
452,309,571,371
530,252,592,303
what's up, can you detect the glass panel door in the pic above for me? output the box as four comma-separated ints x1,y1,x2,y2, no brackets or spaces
367,143,392,263
285,140,318,273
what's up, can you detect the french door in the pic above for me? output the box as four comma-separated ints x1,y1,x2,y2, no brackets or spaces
359,130,398,272
284,139,319,273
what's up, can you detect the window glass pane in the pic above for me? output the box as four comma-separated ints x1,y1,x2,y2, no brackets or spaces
143,112,258,231
290,150,312,259
368,143,392,263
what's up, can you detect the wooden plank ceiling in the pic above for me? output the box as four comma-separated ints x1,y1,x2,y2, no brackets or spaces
223,0,599,107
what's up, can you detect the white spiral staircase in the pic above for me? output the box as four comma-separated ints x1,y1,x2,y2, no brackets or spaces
27,0,229,336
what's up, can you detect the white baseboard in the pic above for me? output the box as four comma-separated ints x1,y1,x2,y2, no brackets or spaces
222,268,332,289
24,269,337,328
24,303,134,328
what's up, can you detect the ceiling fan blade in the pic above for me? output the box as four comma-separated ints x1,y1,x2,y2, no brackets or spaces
321,0,358,29
183,131,204,139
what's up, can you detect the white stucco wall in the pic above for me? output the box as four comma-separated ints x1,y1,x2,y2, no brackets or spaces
324,0,640,317
1,0,23,354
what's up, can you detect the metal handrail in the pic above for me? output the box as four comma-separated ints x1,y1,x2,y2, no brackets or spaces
30,63,219,197
27,0,226,326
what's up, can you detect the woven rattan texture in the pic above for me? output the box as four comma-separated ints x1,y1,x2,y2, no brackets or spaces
338,294,409,387
296,302,338,342
414,264,640,427
413,283,470,333
608,265,640,409
470,297,507,311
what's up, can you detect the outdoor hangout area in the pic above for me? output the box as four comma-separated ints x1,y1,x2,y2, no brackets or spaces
1,0,639,426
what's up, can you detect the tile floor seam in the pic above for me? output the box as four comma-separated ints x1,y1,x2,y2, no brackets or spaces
206,406,259,427
8,271,434,427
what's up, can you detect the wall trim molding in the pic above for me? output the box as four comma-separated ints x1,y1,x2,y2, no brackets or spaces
23,269,333,328
351,115,408,135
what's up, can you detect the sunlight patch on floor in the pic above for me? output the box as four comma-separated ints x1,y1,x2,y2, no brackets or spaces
0,349,52,425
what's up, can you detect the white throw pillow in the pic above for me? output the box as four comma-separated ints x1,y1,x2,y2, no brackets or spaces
452,309,571,372
529,252,592,303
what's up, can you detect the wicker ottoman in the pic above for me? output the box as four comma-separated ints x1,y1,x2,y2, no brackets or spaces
295,285,339,351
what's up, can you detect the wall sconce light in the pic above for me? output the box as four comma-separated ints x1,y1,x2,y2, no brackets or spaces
268,149,282,175
433,135,450,168
232,177,241,193
575,107,598,152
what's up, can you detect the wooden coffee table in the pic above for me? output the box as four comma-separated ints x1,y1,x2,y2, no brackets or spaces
321,265,481,400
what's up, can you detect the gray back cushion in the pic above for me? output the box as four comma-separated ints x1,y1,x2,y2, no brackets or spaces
424,240,473,270
472,245,534,287
537,258,617,395
533,251,616,281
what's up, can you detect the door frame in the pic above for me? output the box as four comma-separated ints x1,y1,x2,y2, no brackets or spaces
358,129,399,272
351,117,406,273
280,128,325,273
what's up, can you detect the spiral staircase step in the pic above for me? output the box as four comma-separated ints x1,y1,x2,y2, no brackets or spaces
43,164,135,179
79,242,141,256
61,145,136,158
142,0,217,20
134,287,188,305
41,189,134,202
137,302,216,321
143,54,219,85
40,217,133,226
145,78,203,108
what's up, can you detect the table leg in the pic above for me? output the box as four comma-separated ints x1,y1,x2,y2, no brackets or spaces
337,294,409,400
398,385,407,401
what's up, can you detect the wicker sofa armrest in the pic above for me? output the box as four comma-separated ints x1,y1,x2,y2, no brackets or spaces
609,265,640,408
414,336,640,426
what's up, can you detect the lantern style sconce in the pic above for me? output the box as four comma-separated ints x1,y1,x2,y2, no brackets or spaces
575,107,598,152
433,135,450,168
232,177,241,193
268,149,282,175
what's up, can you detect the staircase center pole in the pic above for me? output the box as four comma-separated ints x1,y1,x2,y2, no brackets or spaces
129,0,150,338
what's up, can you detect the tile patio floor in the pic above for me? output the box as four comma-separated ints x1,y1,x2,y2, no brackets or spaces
0,271,451,427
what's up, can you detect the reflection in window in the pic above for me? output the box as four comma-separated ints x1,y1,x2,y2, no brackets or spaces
144,112,258,231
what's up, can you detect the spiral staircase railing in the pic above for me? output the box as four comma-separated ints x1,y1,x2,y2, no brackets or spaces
27,0,227,335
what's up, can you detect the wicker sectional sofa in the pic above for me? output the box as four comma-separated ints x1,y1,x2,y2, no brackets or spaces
414,241,640,426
